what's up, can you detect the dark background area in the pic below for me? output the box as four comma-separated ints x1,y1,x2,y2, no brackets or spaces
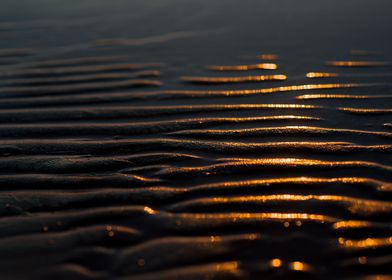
1,0,392,58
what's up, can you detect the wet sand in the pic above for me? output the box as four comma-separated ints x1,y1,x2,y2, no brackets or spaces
0,0,392,279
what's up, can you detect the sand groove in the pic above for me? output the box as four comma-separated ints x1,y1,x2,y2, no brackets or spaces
0,51,391,279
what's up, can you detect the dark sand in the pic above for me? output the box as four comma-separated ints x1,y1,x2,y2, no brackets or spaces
0,0,392,279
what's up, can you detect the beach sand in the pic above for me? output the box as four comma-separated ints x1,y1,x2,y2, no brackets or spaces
0,0,392,279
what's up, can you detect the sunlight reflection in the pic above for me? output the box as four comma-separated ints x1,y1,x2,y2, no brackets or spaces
180,74,286,84
326,61,388,67
257,54,279,60
269,259,282,268
208,63,278,71
338,236,392,249
306,72,338,78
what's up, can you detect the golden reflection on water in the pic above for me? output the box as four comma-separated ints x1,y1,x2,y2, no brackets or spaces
178,104,317,109
339,107,392,114
290,261,309,271
212,177,380,187
184,195,392,215
163,83,360,96
210,104,317,109
207,63,278,71
214,261,239,272
180,74,287,83
269,259,282,268
333,220,372,230
358,256,368,265
143,206,156,215
257,54,279,60
338,236,392,249
177,212,331,222
139,104,317,110
224,158,372,166
185,115,320,122
296,94,369,100
306,72,338,78
326,61,388,67
297,94,392,100
269,259,309,272
234,83,358,94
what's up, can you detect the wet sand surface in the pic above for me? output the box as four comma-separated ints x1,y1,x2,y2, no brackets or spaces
0,0,392,279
